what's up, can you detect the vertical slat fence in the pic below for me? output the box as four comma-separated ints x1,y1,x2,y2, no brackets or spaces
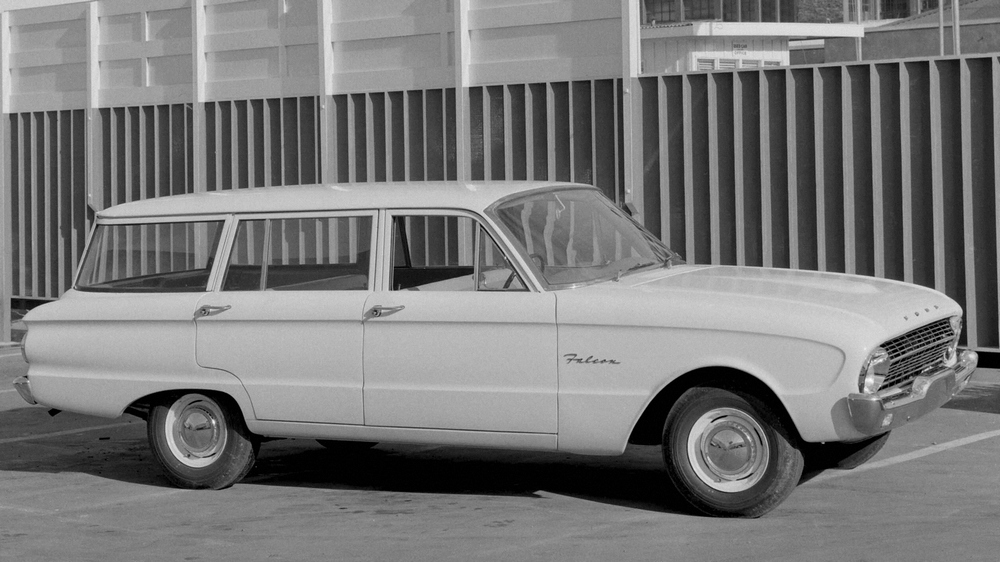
635,56,999,349
3,52,1000,352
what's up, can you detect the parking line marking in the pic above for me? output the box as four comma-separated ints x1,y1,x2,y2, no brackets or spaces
809,428,1000,484
0,422,138,446
0,489,188,518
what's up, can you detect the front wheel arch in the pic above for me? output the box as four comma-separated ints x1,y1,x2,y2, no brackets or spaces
629,367,803,447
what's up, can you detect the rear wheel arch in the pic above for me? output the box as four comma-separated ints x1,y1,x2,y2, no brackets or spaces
126,387,256,424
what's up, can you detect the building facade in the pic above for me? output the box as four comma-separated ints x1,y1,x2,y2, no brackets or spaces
638,0,862,72
826,0,1000,62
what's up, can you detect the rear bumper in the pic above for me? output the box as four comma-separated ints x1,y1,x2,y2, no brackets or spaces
13,376,36,405
847,350,978,436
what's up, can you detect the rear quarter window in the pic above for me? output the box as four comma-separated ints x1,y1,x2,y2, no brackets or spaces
76,221,224,292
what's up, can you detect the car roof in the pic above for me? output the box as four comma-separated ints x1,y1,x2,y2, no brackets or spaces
96,181,594,219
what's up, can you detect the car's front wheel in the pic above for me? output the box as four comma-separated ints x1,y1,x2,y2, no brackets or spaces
147,393,258,489
662,386,804,518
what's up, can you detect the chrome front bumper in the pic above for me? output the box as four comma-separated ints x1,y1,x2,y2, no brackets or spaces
847,350,978,436
13,376,36,405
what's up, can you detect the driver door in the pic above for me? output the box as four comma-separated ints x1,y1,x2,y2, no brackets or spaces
362,211,557,434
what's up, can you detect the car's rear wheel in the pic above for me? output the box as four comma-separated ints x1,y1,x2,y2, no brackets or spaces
148,392,257,489
662,386,804,518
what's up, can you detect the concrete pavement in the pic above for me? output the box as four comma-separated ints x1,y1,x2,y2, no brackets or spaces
3,354,999,561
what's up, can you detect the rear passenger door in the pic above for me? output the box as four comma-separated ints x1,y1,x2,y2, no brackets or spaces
195,211,376,425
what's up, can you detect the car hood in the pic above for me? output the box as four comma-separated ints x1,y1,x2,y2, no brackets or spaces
561,265,960,346
636,265,949,317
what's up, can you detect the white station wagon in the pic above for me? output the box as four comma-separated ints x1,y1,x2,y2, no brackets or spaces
14,181,977,517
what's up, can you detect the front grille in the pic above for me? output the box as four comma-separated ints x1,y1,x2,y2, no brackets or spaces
879,318,955,390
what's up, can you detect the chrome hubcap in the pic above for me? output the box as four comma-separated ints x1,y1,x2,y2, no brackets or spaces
687,407,769,492
164,394,227,468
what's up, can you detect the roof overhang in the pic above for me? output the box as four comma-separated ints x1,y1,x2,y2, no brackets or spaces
641,22,865,40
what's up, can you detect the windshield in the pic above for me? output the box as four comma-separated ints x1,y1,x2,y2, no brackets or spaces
489,188,682,288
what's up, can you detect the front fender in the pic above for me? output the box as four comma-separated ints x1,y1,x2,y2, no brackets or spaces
556,325,851,454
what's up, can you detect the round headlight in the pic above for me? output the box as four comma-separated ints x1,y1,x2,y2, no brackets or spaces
859,347,890,394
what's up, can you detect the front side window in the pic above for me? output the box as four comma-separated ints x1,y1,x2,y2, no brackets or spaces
76,221,224,292
476,225,526,291
390,214,525,292
490,188,682,288
223,215,373,291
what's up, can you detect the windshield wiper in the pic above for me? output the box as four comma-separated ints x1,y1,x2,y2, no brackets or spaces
615,260,656,282
663,253,683,269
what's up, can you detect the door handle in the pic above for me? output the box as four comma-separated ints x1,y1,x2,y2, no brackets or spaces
194,304,231,318
367,304,405,319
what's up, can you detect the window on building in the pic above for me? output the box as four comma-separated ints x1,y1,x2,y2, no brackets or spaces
645,0,679,23
741,0,760,21
647,0,794,24
760,0,795,21
881,0,911,18
847,0,918,21
685,0,716,20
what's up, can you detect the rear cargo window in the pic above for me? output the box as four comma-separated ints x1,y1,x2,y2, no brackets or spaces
76,221,224,292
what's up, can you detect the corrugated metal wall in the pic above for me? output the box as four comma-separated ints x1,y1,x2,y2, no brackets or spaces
205,97,321,190
327,90,457,184
6,110,89,300
2,78,626,293
324,82,625,195
629,57,999,350
4,56,1000,352
99,104,195,205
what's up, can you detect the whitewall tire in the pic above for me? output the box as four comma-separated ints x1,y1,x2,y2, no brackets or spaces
148,393,257,489
663,386,804,518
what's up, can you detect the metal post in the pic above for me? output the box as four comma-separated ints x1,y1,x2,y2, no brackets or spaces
938,0,945,55
951,0,960,55
454,0,470,182
318,0,333,184
855,0,863,61
86,2,102,212
0,10,9,342
192,0,206,193
621,0,643,221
